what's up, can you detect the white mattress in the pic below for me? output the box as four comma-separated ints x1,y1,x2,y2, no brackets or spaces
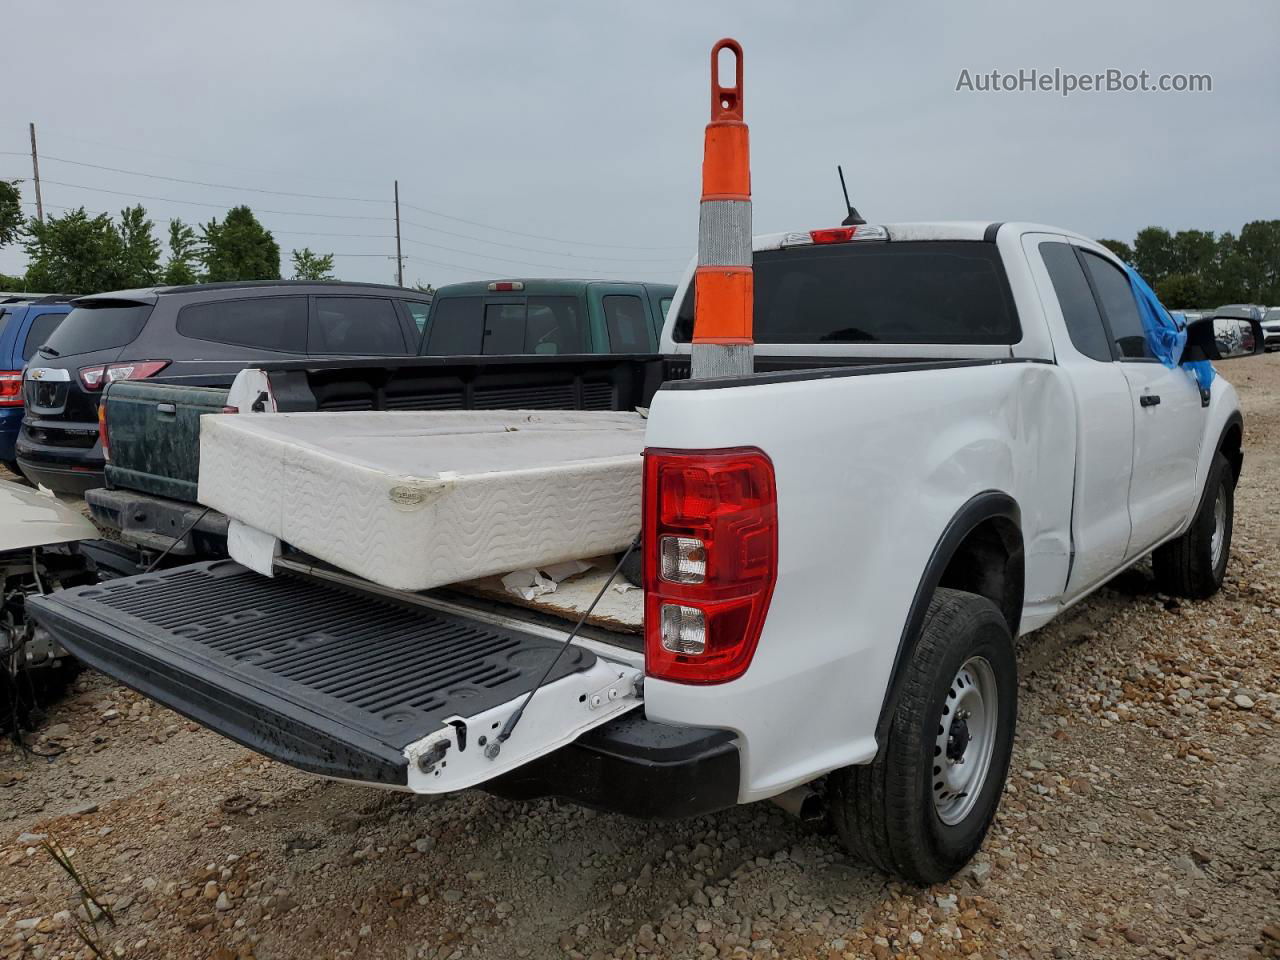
198,411,645,592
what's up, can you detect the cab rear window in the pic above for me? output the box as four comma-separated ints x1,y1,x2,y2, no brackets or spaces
39,301,153,357
672,241,1019,344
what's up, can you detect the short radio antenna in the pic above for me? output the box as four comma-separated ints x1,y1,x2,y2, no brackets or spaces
837,165,865,226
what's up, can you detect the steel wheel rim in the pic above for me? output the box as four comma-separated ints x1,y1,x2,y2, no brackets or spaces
1210,485,1227,572
933,656,998,826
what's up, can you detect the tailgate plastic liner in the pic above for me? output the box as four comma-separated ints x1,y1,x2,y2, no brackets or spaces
27,560,595,785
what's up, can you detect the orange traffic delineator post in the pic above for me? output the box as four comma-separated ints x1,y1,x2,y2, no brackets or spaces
691,38,754,380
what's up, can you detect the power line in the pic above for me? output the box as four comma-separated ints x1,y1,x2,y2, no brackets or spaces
35,129,355,184
3,146,688,252
400,234,679,275
19,200,672,279
402,254,507,277
397,217,685,263
14,173,687,263
15,181,684,271
398,200,685,251
33,178,396,220
0,150,385,203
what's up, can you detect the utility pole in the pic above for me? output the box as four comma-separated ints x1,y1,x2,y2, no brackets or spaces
394,179,404,287
29,122,44,223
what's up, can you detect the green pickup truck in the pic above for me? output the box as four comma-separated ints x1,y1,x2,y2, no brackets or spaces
420,279,673,355
86,278,675,558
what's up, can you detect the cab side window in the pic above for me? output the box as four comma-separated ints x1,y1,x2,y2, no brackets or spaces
1039,242,1112,362
1080,251,1154,360
602,295,653,352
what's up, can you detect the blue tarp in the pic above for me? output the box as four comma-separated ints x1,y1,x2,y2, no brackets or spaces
1120,263,1215,393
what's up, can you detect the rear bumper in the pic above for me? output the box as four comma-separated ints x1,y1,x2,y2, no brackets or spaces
16,423,105,494
15,458,104,496
486,712,740,819
86,487,229,557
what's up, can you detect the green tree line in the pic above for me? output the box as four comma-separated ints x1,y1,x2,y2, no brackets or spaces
1098,220,1280,309
0,180,338,293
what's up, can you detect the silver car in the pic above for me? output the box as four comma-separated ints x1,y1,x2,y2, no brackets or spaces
1263,307,1280,352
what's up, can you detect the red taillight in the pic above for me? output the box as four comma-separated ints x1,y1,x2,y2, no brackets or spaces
79,365,106,390
98,402,110,462
810,227,857,244
0,371,21,408
643,447,777,684
79,360,170,391
487,281,524,292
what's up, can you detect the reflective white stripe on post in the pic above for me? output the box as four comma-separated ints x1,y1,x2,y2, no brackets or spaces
698,200,753,267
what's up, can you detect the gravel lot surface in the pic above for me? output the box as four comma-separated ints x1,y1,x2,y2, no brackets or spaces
2,356,1278,960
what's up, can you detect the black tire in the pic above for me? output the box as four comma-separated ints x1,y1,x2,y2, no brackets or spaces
829,588,1017,884
1152,452,1233,599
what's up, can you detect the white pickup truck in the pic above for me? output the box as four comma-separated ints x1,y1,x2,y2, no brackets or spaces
28,221,1262,883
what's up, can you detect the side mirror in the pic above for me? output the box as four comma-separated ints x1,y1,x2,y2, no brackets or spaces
1183,315,1265,362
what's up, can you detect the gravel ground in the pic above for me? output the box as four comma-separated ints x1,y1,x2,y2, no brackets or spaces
2,356,1278,960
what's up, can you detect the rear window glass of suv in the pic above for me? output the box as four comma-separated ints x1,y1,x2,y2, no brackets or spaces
672,241,1019,344
310,297,407,356
39,301,153,357
177,296,307,352
22,312,67,362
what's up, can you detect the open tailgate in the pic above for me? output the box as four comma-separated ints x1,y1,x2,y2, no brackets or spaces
26,561,641,791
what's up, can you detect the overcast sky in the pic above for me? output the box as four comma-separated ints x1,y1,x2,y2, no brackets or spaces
3,0,1277,288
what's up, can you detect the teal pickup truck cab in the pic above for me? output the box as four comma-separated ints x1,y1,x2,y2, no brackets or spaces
420,279,674,355
88,278,675,558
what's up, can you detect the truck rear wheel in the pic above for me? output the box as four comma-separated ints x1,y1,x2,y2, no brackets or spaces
829,588,1016,884
1152,452,1233,599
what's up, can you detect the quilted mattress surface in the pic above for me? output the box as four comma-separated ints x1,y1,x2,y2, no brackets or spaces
198,411,645,592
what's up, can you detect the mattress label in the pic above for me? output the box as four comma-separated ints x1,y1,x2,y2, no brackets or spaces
389,485,427,509
388,475,455,511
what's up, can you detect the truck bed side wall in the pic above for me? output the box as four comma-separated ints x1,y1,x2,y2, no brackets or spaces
642,361,1075,802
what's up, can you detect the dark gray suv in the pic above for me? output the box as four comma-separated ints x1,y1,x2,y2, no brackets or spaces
18,281,432,494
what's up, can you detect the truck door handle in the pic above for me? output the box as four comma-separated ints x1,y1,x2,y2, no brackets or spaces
1139,394,1161,407
156,402,177,416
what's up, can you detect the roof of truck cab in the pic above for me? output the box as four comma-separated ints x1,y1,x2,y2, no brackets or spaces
434,279,677,297
751,221,1100,250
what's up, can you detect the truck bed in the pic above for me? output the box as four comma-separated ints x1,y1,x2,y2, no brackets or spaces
91,353,929,554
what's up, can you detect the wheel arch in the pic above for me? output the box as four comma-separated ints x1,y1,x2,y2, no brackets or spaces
875,490,1024,741
1216,411,1243,487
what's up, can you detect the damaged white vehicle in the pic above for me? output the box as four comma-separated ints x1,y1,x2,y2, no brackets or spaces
1,480,99,708
26,222,1267,882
